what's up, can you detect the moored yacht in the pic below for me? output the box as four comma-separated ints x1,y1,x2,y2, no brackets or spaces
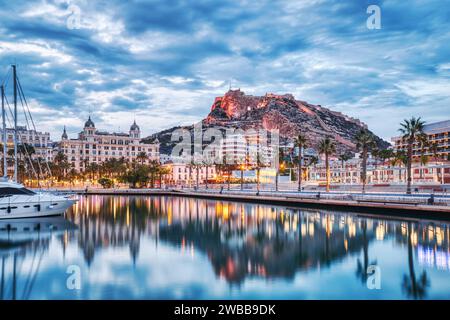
0,180,77,219
0,65,77,219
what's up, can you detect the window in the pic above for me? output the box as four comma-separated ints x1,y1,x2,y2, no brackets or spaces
0,187,36,196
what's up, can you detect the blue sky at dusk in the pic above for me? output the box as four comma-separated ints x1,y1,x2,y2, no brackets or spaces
0,0,449,141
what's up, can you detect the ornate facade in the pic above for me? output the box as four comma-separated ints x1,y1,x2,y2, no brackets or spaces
59,117,159,172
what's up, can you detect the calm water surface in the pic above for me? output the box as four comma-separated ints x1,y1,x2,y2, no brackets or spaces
0,195,449,299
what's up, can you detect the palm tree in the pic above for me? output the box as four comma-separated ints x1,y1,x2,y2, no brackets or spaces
429,142,439,164
391,150,408,182
338,153,351,183
378,149,394,164
227,164,235,191
399,117,426,194
237,155,246,191
203,157,212,190
54,151,70,181
216,163,233,191
254,153,266,193
294,134,307,192
318,137,336,192
275,148,285,192
148,160,160,188
355,129,376,193
417,134,429,180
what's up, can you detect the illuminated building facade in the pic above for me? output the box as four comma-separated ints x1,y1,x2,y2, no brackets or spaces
58,117,160,172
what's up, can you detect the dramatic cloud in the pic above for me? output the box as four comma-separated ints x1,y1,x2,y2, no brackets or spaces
0,0,449,141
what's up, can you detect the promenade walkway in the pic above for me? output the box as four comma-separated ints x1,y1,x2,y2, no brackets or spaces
45,186,450,221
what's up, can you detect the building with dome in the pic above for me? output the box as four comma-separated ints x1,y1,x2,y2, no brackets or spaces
58,117,159,172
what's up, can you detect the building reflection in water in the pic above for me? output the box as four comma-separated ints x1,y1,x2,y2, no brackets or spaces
1,195,449,299
67,197,449,284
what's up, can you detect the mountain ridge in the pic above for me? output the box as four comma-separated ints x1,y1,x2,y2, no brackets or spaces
144,89,390,155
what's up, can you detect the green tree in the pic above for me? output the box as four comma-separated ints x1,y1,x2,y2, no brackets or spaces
66,168,79,186
121,164,150,188
148,160,160,188
318,137,336,192
378,149,394,164
98,177,114,188
399,117,426,194
158,166,171,188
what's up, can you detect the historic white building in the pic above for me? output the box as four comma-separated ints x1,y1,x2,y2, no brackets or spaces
307,157,450,185
1,125,53,161
59,117,159,172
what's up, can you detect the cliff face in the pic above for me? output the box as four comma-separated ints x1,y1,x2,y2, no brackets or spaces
145,89,389,154
205,89,389,153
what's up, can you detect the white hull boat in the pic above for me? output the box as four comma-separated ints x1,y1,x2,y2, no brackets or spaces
0,216,77,244
0,181,77,220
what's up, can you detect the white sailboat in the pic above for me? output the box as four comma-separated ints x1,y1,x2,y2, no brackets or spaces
0,65,76,219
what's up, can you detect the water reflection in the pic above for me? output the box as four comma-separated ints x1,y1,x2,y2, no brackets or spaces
0,217,77,300
1,195,450,299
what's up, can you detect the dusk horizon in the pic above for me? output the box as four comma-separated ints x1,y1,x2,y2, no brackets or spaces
1,0,449,141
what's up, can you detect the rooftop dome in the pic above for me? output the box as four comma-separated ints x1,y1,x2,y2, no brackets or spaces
130,120,140,131
84,116,95,128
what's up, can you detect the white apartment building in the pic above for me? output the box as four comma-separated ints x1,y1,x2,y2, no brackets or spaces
163,162,216,185
220,129,276,167
1,125,53,161
392,120,450,160
59,117,159,172
307,157,450,185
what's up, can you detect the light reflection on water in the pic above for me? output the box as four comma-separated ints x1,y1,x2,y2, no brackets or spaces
0,195,449,300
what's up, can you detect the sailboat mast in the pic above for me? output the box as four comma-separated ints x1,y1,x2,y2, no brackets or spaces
1,84,6,178
12,65,17,182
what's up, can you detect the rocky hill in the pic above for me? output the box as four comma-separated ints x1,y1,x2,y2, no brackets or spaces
144,89,390,155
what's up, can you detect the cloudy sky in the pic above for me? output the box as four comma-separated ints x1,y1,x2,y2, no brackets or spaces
0,0,448,141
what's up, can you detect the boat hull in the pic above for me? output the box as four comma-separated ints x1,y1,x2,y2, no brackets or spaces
0,199,76,220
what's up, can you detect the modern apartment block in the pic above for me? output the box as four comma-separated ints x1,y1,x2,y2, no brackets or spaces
220,129,276,167
391,120,450,160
